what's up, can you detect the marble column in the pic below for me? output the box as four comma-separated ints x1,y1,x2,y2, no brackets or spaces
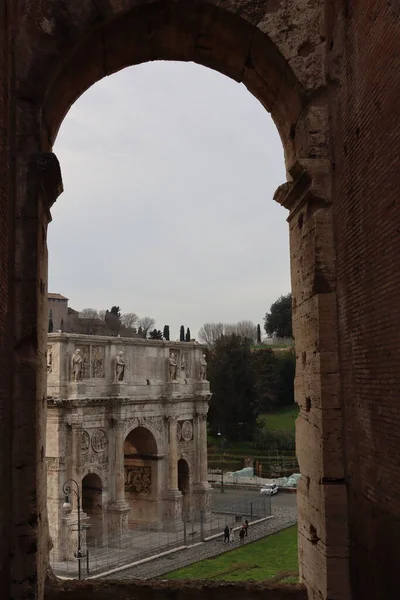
107,420,130,538
198,413,209,484
168,416,179,492
192,412,211,521
163,416,182,530
115,423,126,503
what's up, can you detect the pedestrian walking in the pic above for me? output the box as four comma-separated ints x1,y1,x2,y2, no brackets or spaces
224,525,230,543
239,526,245,545
229,527,235,544
245,519,249,536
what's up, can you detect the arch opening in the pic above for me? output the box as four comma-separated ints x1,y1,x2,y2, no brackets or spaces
178,458,191,520
124,427,160,526
82,473,103,544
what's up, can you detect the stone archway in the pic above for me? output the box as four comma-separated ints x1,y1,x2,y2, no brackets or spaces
178,458,191,520
82,473,103,544
3,2,349,600
124,426,160,526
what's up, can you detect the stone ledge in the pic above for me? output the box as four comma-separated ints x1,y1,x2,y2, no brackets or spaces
45,580,307,600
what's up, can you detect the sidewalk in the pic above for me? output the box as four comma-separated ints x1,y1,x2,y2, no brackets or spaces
101,505,297,580
51,509,265,579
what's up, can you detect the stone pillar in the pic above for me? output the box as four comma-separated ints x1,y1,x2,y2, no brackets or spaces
7,151,64,598
163,416,182,530
275,160,351,600
107,421,130,538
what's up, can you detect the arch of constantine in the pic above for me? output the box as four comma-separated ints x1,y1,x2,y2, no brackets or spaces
46,334,211,557
1,1,400,600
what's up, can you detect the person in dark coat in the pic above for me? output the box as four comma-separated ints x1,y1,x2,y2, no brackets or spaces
245,519,249,536
224,525,230,543
239,526,245,545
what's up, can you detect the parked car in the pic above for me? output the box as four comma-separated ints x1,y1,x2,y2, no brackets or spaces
260,483,278,496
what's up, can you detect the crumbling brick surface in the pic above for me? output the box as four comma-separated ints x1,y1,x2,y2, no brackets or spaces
0,1,12,597
327,1,400,598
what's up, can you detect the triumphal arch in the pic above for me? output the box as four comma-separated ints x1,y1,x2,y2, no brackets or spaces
46,334,211,556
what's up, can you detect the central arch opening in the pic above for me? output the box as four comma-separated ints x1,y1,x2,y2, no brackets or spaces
124,427,159,526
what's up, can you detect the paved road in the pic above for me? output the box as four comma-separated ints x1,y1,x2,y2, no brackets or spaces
102,492,297,581
211,487,297,511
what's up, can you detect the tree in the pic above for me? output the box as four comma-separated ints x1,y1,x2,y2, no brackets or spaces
98,310,106,321
198,322,224,347
138,316,155,338
185,327,191,342
48,316,53,333
252,348,279,412
138,326,143,337
275,349,296,407
235,320,257,341
257,324,262,343
264,293,293,339
180,325,185,342
163,325,170,341
121,312,138,329
207,334,259,442
110,306,121,319
79,308,101,335
149,329,163,340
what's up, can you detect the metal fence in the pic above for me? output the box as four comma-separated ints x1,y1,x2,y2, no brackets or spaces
50,495,271,579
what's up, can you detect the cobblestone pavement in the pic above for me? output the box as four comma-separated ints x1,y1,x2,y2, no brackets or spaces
103,505,297,580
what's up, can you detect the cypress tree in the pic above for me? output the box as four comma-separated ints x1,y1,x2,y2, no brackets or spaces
186,327,191,342
48,317,53,333
180,325,185,342
257,324,262,343
163,325,170,341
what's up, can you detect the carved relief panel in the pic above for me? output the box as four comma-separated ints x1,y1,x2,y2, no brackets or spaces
177,420,194,443
91,346,105,378
124,466,151,495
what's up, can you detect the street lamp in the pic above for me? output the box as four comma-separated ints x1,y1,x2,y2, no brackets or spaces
62,478,85,580
217,430,225,493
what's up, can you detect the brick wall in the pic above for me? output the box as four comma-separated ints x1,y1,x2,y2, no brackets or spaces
328,1,400,597
0,0,12,596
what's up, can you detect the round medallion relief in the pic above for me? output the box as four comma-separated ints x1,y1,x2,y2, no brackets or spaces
91,429,107,452
81,430,90,454
181,420,193,442
176,422,182,442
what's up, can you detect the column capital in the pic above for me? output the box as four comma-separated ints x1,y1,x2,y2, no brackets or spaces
65,417,83,429
165,415,178,425
109,417,128,430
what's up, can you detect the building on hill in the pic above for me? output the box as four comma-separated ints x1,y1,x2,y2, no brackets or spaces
48,293,69,331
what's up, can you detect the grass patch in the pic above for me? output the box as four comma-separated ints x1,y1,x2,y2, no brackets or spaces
165,525,298,582
259,406,299,434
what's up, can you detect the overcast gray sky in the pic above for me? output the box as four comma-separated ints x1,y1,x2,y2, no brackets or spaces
48,61,290,339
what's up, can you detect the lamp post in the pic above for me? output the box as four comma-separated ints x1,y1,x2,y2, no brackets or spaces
62,478,85,580
217,430,225,493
